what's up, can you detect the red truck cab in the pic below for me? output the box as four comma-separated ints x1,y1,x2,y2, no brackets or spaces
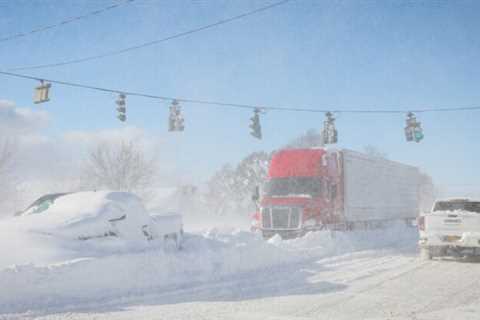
253,148,343,239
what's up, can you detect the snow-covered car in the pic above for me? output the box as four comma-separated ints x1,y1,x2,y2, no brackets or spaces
14,191,183,247
418,199,480,259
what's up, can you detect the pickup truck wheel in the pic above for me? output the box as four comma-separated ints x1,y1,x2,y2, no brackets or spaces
438,247,447,257
175,230,184,250
420,247,433,260
164,232,183,251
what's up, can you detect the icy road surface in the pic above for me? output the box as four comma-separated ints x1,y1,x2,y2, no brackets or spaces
3,227,480,319
7,251,480,320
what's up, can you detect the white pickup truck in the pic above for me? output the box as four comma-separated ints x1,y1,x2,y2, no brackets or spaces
418,199,480,259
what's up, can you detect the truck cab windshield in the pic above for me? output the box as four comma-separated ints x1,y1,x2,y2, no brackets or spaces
264,177,322,197
433,201,480,213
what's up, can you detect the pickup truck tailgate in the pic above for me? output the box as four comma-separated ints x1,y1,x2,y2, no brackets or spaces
426,213,480,234
423,212,480,247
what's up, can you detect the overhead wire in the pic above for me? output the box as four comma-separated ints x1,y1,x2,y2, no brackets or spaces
0,0,136,43
2,70,480,114
6,0,292,71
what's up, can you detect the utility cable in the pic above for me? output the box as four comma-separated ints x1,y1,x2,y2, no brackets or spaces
0,0,135,43
6,0,292,71
2,70,480,114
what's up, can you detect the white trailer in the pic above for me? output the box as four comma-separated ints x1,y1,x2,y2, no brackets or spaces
340,149,428,225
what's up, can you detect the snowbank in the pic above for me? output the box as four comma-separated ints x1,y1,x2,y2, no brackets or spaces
280,221,417,254
0,222,418,314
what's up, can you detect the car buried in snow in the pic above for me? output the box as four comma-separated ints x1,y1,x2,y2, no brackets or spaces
418,198,480,259
13,191,184,248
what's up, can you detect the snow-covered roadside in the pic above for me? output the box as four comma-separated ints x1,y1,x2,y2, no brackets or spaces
0,223,418,314
0,230,291,313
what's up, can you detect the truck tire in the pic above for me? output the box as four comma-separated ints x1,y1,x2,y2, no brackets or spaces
438,246,447,257
164,231,183,251
176,229,184,250
420,247,433,260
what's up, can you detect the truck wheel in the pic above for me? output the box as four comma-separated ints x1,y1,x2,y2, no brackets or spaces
164,232,182,251
261,230,273,240
438,247,447,257
420,247,432,260
175,230,184,250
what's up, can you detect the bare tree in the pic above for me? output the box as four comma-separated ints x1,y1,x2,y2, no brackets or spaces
206,151,270,216
82,140,157,194
0,140,16,214
0,139,14,177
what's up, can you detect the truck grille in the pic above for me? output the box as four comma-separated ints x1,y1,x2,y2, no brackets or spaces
262,207,301,229
262,208,272,228
272,208,289,228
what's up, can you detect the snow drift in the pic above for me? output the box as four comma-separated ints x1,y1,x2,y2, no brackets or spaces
0,220,418,314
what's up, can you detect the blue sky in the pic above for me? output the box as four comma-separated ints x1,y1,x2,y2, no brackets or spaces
1,0,479,195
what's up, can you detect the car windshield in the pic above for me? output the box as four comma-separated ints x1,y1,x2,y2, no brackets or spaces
434,201,480,213
264,177,322,197
19,193,68,216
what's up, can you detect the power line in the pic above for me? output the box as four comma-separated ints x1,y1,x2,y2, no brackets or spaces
6,0,292,71
0,0,135,43
2,70,480,114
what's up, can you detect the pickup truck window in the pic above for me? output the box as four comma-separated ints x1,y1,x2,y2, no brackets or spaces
433,201,480,213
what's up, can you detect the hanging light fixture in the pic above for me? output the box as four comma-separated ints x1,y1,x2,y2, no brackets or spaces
322,112,337,144
116,93,126,122
33,80,51,104
405,112,423,143
249,108,262,139
169,99,184,132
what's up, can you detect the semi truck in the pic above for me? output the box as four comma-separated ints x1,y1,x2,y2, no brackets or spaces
252,148,433,239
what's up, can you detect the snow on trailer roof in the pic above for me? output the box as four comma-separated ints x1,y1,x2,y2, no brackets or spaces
341,148,419,170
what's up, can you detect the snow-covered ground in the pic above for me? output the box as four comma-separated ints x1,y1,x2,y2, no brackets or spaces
0,221,411,315
2,218,480,319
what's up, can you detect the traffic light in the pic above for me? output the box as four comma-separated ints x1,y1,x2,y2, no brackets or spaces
34,80,51,104
414,124,424,142
322,112,338,144
405,112,423,143
169,100,184,132
249,108,262,139
116,94,126,122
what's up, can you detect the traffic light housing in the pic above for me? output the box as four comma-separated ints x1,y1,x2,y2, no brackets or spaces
322,112,338,144
249,108,262,139
116,94,126,122
34,80,51,104
405,112,423,143
169,100,184,132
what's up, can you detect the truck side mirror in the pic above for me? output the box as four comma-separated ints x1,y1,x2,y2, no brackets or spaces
252,186,260,202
